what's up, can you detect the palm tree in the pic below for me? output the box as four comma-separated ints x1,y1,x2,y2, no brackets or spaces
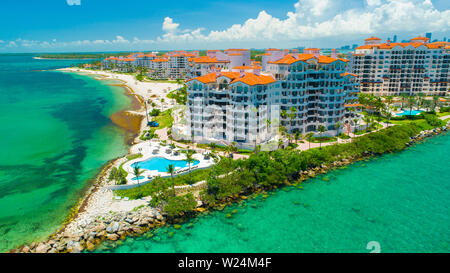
432,96,440,112
318,125,326,149
384,110,392,127
305,132,314,149
266,118,271,135
335,121,341,136
224,142,237,169
385,96,394,110
166,164,176,196
400,93,408,109
133,165,145,197
407,96,416,116
363,115,371,131
184,152,195,184
294,131,302,143
289,107,297,140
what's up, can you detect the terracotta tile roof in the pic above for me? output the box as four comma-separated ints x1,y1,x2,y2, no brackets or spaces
230,73,276,86
233,65,263,70
151,59,168,62
228,53,243,56
341,72,358,77
356,40,448,50
411,36,430,41
364,36,381,41
225,49,249,51
190,56,229,63
345,103,364,107
187,72,240,84
188,71,275,86
268,54,345,65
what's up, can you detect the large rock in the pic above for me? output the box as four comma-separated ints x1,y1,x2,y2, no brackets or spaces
21,246,30,253
107,234,119,241
86,241,96,252
35,243,50,253
111,222,121,233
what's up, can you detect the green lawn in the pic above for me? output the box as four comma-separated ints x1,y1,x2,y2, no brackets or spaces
436,111,450,117
153,109,173,129
389,119,435,130
338,134,351,140
309,136,337,143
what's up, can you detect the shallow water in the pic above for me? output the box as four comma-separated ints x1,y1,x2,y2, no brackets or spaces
0,55,131,251
99,132,450,253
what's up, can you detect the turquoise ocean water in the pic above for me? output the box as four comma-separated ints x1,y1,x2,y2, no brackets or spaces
0,55,131,251
98,132,450,253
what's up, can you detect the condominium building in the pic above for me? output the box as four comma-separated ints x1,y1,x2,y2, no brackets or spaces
186,49,252,79
102,50,199,80
349,36,450,96
148,58,169,79
183,49,359,148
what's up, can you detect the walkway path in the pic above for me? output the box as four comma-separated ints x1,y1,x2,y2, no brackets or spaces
295,122,389,151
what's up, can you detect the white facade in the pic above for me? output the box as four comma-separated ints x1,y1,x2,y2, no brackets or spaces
184,51,360,147
349,36,449,96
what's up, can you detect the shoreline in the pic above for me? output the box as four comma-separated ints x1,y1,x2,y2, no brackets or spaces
10,119,450,253
7,68,180,253
9,68,448,253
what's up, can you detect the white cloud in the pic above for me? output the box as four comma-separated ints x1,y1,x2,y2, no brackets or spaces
155,0,450,44
366,0,382,6
162,17,179,33
66,0,81,6
1,0,449,51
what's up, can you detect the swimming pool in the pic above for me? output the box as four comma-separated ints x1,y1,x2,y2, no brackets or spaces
131,176,145,181
396,110,423,116
131,157,200,172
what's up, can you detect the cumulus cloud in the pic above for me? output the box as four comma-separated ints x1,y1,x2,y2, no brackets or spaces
155,0,449,43
1,0,448,51
162,17,180,33
66,0,81,6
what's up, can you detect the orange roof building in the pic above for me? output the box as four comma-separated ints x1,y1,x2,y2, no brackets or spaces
351,36,449,97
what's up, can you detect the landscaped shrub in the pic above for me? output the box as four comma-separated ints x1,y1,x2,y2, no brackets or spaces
150,109,161,116
440,106,450,113
424,114,445,127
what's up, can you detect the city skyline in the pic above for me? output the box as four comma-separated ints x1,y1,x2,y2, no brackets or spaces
0,0,449,53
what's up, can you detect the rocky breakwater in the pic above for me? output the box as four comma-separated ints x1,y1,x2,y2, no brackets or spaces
407,123,449,146
16,206,166,253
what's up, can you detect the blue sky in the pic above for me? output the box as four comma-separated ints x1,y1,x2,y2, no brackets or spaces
0,0,449,52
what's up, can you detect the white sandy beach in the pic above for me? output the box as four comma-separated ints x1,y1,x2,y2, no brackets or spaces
53,68,184,235
58,68,182,108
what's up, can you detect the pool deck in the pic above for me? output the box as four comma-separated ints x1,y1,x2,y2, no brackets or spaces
124,140,216,185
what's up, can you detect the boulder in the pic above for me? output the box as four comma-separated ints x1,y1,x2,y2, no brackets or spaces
111,222,120,233
35,243,50,253
21,246,30,253
86,241,96,252
107,234,119,241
